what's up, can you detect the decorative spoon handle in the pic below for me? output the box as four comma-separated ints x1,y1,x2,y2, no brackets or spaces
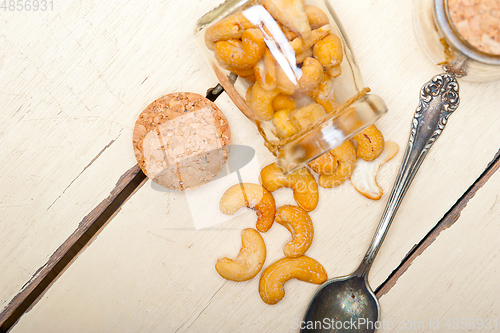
356,73,460,277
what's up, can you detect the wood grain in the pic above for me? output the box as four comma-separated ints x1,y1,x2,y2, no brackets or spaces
10,83,500,332
3,0,500,332
377,161,500,332
0,165,144,330
376,149,500,298
0,0,220,321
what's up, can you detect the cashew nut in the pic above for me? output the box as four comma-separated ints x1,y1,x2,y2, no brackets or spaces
308,75,339,112
246,84,254,104
220,183,276,232
254,49,277,91
289,36,305,54
280,23,299,41
215,228,266,281
259,163,288,192
305,5,330,30
259,256,327,304
304,24,331,50
352,124,385,162
290,25,330,59
298,57,324,92
276,65,298,95
263,0,311,39
327,64,341,78
223,65,255,78
351,141,399,200
204,12,255,50
290,103,326,129
260,163,319,212
313,33,343,68
244,73,257,83
272,93,296,111
308,151,338,176
214,29,266,70
295,47,313,64
275,205,314,258
247,82,280,121
318,140,356,188
272,109,299,139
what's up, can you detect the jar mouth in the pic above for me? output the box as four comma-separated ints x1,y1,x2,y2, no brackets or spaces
435,0,500,66
276,93,387,173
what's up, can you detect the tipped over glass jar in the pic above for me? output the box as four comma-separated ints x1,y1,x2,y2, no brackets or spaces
195,0,387,172
414,0,500,81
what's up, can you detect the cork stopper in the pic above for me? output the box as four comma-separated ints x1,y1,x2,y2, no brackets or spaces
448,0,500,55
133,92,231,190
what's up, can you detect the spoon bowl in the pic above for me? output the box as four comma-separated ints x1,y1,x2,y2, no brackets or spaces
303,274,379,332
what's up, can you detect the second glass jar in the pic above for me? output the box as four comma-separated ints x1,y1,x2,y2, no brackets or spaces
414,0,500,81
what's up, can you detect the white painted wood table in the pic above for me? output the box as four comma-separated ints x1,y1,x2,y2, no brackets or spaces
1,0,499,332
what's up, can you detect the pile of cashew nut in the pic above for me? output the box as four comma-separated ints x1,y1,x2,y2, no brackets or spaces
210,0,400,305
205,0,399,197
264,124,399,200
204,0,343,139
215,124,399,305
218,180,325,304
305,124,398,199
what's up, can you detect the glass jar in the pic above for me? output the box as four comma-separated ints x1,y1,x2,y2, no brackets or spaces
195,0,387,172
414,0,500,81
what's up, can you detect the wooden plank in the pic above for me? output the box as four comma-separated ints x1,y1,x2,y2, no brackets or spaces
0,166,147,331
375,161,500,332
7,0,500,332
376,150,500,298
0,0,220,323
10,86,500,332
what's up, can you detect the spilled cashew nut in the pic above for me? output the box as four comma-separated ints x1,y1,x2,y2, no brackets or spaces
204,12,255,50
263,0,311,39
214,29,266,70
290,103,326,129
318,140,356,188
308,151,338,176
220,183,276,232
351,141,399,200
215,228,266,281
275,205,314,258
259,256,327,304
352,124,385,162
298,57,324,92
313,33,343,68
305,5,330,30
260,163,319,212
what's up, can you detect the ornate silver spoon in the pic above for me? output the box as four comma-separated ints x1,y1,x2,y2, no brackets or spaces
301,73,460,332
